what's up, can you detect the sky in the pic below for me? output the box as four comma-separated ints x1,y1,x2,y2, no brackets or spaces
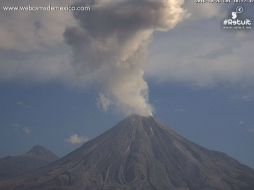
0,0,254,168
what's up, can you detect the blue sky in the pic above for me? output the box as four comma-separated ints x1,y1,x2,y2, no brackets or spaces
1,80,254,168
0,1,254,168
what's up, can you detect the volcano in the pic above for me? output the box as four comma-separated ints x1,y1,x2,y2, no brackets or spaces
1,115,254,190
0,145,58,180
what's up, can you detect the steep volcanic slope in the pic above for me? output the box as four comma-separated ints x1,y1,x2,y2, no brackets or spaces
0,145,58,180
1,115,254,190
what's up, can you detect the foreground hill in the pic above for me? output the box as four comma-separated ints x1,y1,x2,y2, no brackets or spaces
0,115,254,190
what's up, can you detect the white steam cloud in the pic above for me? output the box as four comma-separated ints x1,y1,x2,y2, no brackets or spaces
97,93,112,112
65,0,186,116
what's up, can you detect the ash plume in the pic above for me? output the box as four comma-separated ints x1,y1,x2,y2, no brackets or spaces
64,0,185,116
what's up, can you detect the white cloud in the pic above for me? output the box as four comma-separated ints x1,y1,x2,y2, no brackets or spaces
239,121,245,125
248,128,254,133
174,108,186,112
16,101,31,109
145,3,254,87
146,4,254,87
229,94,254,103
146,16,254,87
22,127,31,135
66,134,89,145
0,0,77,51
0,52,76,82
12,123,20,128
0,0,78,83
184,1,224,20
239,95,253,102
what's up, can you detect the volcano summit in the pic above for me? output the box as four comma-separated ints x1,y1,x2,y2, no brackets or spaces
1,115,254,190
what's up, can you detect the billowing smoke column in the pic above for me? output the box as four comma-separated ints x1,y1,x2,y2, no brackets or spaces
64,0,185,116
